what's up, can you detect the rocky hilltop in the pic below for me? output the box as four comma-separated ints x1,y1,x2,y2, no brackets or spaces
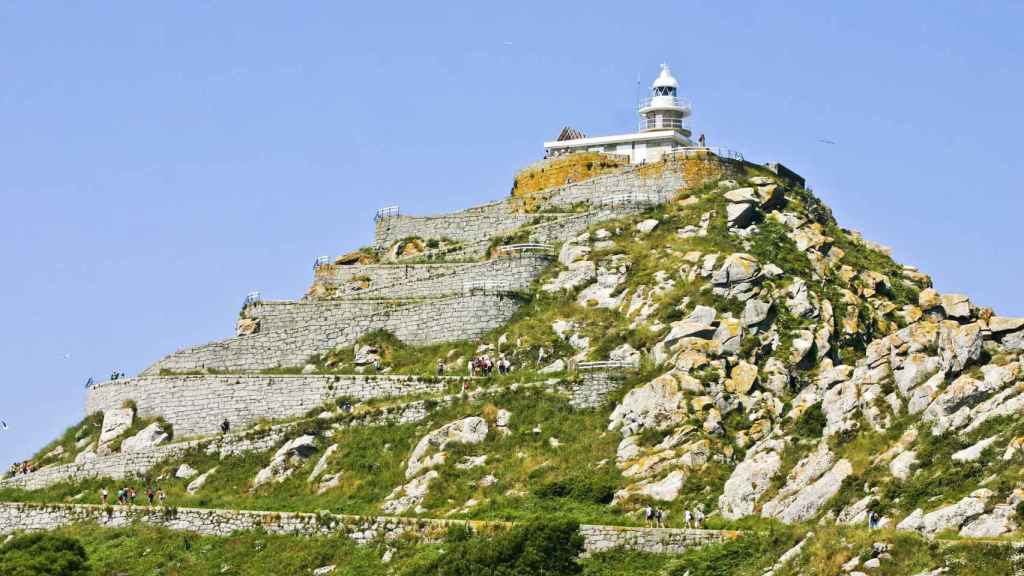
3,150,1023,575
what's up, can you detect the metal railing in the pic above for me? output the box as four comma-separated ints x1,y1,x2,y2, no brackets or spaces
577,360,639,371
313,255,331,269
670,147,745,162
375,206,400,221
243,291,261,306
496,243,553,256
638,96,692,111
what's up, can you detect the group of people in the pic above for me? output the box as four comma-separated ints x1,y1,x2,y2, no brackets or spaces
101,485,165,508
7,461,35,477
683,506,706,529
467,354,513,377
643,506,668,528
642,505,706,529
109,370,127,381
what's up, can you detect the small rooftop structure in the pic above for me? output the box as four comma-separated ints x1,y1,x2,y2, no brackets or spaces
543,64,694,164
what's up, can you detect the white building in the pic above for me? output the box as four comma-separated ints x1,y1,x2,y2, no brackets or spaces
543,64,694,164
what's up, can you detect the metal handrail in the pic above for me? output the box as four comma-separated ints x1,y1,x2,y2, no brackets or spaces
638,96,692,111
577,360,638,371
670,147,745,162
375,206,400,221
243,292,261,306
496,243,553,255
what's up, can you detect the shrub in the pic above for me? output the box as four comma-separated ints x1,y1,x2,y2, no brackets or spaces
793,404,826,438
406,518,584,576
0,533,90,576
665,533,791,576
535,473,618,505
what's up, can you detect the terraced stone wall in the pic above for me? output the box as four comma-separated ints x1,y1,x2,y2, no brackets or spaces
86,374,463,437
373,200,539,250
244,299,402,333
312,254,552,300
570,369,630,409
143,293,522,374
0,502,740,555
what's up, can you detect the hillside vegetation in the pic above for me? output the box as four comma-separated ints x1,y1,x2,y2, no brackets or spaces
4,155,1024,575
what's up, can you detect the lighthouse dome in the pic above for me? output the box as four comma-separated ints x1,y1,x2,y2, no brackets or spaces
652,64,679,90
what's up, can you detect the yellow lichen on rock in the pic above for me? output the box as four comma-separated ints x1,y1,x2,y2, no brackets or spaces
510,152,629,198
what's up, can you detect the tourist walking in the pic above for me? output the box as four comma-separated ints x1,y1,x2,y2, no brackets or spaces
100,487,108,506
146,486,155,506
684,509,692,528
158,488,166,507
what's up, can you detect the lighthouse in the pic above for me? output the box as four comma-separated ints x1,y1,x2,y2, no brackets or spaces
543,64,695,164
639,64,692,135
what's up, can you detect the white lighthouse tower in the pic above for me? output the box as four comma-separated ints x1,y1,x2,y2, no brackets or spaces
543,63,694,164
638,64,692,136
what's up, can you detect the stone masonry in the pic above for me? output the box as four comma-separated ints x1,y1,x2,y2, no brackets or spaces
373,200,555,250
86,374,465,437
143,293,521,374
570,368,631,409
0,502,741,556
312,253,551,300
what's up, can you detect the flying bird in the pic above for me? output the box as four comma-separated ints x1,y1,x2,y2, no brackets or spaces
818,138,836,145
503,41,513,46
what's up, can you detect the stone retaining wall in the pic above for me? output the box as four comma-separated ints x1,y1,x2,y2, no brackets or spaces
0,427,288,491
86,374,464,437
143,293,522,374
373,200,548,250
538,162,686,209
570,369,631,409
244,299,402,333
0,502,741,555
313,254,551,300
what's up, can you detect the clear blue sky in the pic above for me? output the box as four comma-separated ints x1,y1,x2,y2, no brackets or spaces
1,1,1021,465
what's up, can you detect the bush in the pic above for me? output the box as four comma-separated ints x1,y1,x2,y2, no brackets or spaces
793,404,826,438
535,473,618,505
665,533,791,576
406,519,584,576
0,533,90,576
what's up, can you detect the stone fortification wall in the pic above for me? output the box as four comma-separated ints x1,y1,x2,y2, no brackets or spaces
373,200,543,250
143,293,521,374
313,253,552,297
0,502,740,555
538,163,685,209
376,154,732,259
86,374,461,437
569,369,630,409
0,427,288,491
244,299,403,333
316,262,466,289
339,254,551,300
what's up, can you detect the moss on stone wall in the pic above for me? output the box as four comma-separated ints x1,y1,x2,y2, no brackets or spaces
511,153,630,199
